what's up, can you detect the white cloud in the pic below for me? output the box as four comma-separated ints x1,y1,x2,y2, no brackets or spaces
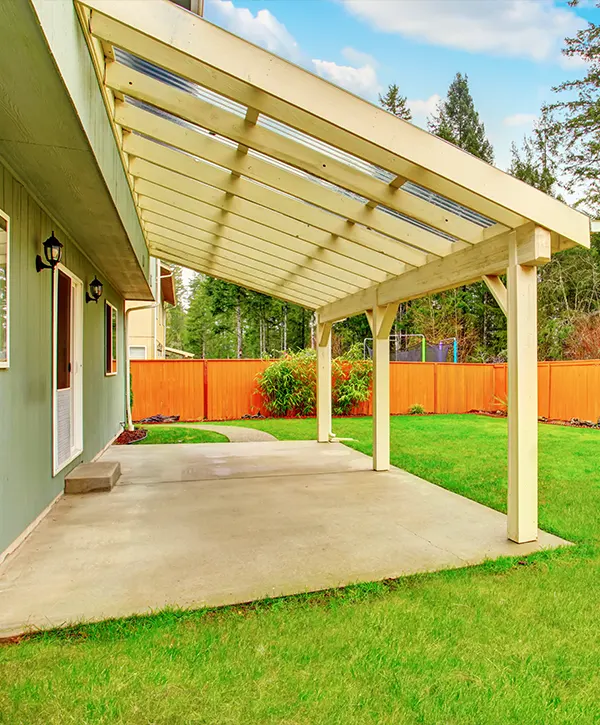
312,54,382,100
504,113,538,127
407,94,441,122
207,0,301,61
341,46,378,68
207,2,383,100
339,0,586,64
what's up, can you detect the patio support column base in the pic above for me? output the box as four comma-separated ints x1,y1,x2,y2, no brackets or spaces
507,229,542,543
372,303,399,471
316,319,332,443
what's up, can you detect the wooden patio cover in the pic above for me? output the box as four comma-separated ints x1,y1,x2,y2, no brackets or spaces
75,0,590,544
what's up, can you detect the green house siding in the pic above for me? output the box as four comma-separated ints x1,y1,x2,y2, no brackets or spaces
0,161,126,555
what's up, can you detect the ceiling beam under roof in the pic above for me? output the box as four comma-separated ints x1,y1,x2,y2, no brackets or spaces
117,104,488,249
145,222,360,297
135,179,402,281
84,2,581,236
152,244,321,308
149,236,333,305
139,199,376,287
106,65,496,248
125,132,455,263
120,113,430,267
319,225,552,323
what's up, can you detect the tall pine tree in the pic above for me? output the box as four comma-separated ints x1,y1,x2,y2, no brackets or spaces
428,73,494,163
379,83,412,121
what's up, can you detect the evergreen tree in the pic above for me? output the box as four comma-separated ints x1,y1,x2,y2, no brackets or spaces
428,73,494,163
549,2,600,213
509,111,560,197
379,83,412,122
165,265,187,353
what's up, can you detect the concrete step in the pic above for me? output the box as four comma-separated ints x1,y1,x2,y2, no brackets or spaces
65,462,121,494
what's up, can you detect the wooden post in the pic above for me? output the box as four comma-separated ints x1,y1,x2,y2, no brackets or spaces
372,303,399,471
507,231,539,543
316,319,332,443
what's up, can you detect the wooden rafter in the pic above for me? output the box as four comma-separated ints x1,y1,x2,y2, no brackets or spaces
135,180,399,282
82,0,590,245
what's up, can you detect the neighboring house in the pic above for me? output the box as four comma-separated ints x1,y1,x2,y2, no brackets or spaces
127,258,176,360
0,0,162,560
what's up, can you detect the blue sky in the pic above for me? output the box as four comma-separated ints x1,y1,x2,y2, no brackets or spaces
204,0,599,171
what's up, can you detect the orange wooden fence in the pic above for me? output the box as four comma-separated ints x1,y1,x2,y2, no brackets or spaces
131,359,600,423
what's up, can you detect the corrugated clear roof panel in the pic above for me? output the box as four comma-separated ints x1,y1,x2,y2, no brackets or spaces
402,181,495,228
116,48,492,236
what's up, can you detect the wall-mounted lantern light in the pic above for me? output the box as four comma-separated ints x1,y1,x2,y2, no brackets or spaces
36,231,63,273
86,276,103,304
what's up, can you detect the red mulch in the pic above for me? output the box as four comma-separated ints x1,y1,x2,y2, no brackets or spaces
114,429,148,445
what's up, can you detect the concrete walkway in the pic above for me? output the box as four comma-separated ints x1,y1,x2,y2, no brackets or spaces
173,423,276,442
0,441,568,636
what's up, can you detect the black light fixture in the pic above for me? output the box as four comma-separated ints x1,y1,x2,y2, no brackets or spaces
36,231,63,272
86,276,103,304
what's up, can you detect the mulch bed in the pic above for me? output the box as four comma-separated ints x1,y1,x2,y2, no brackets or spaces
469,410,600,429
134,414,180,424
114,428,148,445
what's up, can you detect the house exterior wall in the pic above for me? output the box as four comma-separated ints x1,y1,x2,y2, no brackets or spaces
0,161,126,555
127,259,167,359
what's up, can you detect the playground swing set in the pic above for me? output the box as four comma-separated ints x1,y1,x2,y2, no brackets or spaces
363,334,458,363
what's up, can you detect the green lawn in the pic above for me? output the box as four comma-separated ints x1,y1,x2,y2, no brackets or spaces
2,414,600,724
136,425,228,445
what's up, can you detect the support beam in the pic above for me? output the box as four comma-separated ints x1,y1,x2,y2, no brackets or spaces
507,232,539,543
148,235,333,304
121,118,432,267
135,178,398,281
150,245,320,309
318,224,551,324
109,74,487,249
372,303,399,471
316,320,332,443
483,274,508,316
139,196,377,286
145,222,357,297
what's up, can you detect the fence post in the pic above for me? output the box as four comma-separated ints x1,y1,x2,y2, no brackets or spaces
203,359,209,421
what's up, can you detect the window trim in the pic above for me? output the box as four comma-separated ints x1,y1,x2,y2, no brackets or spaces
129,344,147,360
0,208,9,369
105,300,118,377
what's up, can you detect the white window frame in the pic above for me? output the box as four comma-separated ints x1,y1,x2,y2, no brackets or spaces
129,345,147,360
0,209,9,369
105,301,118,376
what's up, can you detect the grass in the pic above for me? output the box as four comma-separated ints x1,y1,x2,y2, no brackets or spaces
135,425,228,445
2,414,600,724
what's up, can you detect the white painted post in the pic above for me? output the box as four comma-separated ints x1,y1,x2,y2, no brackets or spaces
316,320,332,443
507,232,539,543
372,303,399,471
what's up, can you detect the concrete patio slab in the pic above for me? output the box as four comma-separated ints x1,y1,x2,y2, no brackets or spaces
0,441,568,637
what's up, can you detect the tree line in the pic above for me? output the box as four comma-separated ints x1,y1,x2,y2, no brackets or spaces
167,10,600,362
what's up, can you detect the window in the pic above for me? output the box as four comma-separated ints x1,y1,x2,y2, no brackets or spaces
0,211,9,368
105,301,118,375
129,345,147,360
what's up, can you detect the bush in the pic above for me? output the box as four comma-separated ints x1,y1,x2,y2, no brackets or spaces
332,343,372,416
256,349,316,417
256,344,373,418
409,403,425,415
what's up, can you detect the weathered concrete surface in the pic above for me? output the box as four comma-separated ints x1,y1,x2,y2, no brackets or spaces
0,441,568,636
64,462,121,494
170,423,277,443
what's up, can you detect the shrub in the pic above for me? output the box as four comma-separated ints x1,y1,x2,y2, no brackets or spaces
409,403,425,415
256,349,316,417
332,343,372,416
256,344,373,418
